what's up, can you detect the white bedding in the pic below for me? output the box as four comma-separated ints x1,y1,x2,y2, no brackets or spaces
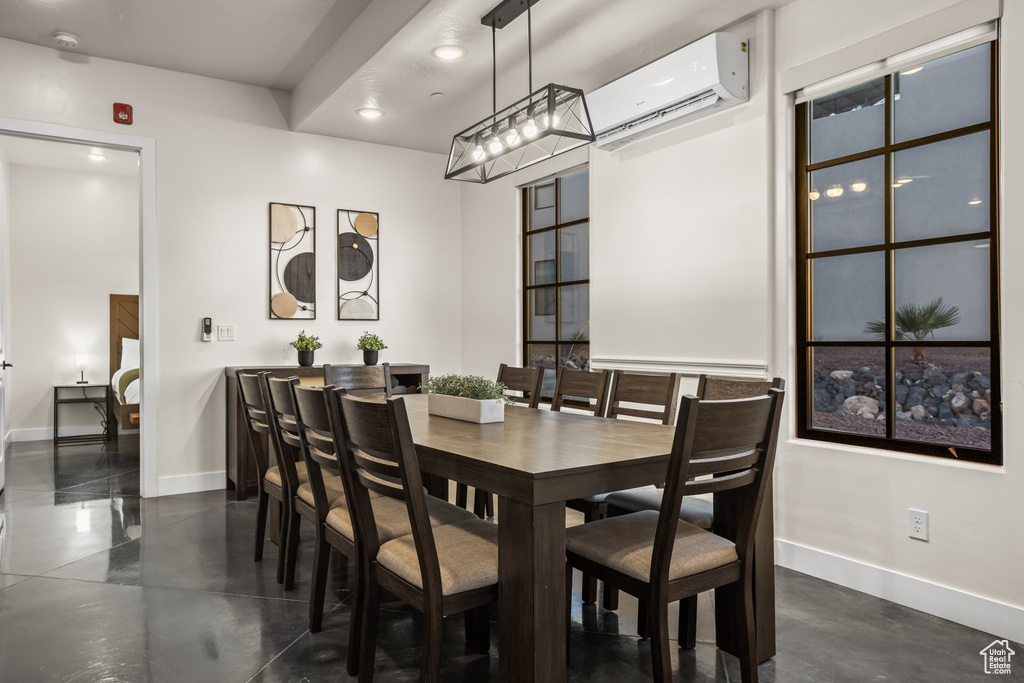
111,366,140,405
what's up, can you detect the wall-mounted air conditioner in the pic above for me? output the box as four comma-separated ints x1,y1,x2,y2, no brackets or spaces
588,32,749,151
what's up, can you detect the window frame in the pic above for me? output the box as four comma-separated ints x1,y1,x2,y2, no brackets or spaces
521,169,590,398
795,41,1002,465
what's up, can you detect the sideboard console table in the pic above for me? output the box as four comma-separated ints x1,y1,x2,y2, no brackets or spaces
224,363,429,500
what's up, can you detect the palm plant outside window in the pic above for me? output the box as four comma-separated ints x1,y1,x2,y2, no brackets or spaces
795,42,1000,464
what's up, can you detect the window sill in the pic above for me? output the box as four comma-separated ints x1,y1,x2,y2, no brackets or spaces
783,437,1006,474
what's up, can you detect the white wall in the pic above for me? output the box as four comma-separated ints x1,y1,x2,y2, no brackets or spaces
7,164,139,438
0,153,10,453
0,38,463,493
771,0,1023,642
589,13,771,371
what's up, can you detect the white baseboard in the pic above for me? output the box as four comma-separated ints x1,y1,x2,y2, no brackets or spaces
9,426,106,442
777,539,1024,644
157,470,226,497
3,431,10,450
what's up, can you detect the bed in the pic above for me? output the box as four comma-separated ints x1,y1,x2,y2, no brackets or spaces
109,294,140,438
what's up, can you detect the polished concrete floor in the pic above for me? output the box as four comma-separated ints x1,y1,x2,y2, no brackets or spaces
0,437,1020,682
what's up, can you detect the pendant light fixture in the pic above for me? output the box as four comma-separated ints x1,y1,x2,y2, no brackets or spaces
444,0,595,183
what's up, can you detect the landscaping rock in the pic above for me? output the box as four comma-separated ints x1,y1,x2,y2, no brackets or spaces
844,396,880,418
831,370,854,382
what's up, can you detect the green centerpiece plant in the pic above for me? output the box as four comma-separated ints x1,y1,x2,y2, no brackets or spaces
421,373,513,423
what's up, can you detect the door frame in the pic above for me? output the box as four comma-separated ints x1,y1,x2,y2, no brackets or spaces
0,116,159,497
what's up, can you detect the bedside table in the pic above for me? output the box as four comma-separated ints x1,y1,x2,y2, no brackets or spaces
53,384,110,445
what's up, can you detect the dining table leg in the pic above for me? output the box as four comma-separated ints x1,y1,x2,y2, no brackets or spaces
498,497,567,683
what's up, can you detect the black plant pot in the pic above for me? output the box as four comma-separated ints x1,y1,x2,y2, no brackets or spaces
297,350,314,367
362,349,378,366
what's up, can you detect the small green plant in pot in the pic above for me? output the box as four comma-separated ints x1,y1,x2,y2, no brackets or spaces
421,374,513,424
290,330,323,367
356,331,387,366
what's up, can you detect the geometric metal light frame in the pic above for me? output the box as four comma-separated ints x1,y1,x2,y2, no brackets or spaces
445,83,595,183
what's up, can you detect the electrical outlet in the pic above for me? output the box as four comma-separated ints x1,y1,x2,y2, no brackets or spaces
909,508,929,541
217,324,236,342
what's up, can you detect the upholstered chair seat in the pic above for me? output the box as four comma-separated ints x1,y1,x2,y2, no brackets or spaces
376,519,500,595
326,494,476,546
605,488,714,530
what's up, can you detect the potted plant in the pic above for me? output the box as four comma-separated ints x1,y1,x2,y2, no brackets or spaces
290,330,323,367
421,374,513,424
356,331,387,366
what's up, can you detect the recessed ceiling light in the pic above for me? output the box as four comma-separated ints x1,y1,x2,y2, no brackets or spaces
968,199,983,205
433,45,465,60
357,108,384,119
54,31,79,49
901,66,923,75
850,181,867,192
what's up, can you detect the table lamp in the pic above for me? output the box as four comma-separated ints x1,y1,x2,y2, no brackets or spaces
75,354,88,384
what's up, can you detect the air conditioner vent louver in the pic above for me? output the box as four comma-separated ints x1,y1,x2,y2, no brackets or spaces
588,32,748,151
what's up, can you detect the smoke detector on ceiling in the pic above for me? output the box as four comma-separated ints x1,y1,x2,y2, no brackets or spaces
54,32,80,49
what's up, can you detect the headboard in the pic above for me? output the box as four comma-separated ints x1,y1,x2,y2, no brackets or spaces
109,294,140,379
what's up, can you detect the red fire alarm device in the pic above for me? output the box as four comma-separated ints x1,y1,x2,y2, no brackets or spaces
113,103,133,125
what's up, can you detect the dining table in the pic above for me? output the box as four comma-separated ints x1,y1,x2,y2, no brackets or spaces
398,393,777,682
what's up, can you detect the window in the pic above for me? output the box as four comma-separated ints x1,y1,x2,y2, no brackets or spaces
522,168,589,399
796,42,1000,464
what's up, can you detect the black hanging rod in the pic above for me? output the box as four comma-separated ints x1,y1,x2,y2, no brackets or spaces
481,0,541,29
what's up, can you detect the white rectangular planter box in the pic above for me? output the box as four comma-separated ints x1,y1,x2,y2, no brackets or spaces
427,393,505,424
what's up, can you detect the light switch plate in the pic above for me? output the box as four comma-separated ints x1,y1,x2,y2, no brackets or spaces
217,324,236,342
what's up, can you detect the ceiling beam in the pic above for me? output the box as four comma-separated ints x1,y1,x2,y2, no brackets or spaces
290,0,433,131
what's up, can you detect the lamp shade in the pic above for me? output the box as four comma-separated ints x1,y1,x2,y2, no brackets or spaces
75,354,88,372
445,83,595,183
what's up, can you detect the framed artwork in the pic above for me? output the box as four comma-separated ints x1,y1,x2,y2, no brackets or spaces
269,202,316,319
338,209,379,320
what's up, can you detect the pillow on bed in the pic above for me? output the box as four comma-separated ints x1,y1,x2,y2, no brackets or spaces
121,338,140,370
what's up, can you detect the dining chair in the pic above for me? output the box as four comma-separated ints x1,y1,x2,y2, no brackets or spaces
324,362,393,396
290,383,358,638
550,367,611,416
603,375,784,638
455,363,544,518
336,393,500,683
263,375,346,591
236,371,285,576
568,370,680,604
565,388,785,682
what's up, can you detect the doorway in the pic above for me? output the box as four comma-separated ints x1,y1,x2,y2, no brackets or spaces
0,117,158,498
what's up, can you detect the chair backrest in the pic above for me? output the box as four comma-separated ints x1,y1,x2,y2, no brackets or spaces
291,383,343,520
696,375,782,401
324,363,393,396
336,393,445,598
605,371,681,425
236,371,271,475
653,384,785,583
550,367,611,416
260,374,304,493
497,363,544,409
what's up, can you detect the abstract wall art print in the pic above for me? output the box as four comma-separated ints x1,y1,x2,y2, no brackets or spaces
337,209,379,320
269,202,316,319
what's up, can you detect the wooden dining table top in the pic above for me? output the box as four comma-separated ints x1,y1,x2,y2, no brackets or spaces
395,393,676,507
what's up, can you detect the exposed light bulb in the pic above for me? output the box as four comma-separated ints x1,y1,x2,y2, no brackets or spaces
825,185,844,198
541,111,560,128
488,135,504,154
808,190,820,201
850,181,867,192
522,118,538,138
504,116,519,146
470,133,485,161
